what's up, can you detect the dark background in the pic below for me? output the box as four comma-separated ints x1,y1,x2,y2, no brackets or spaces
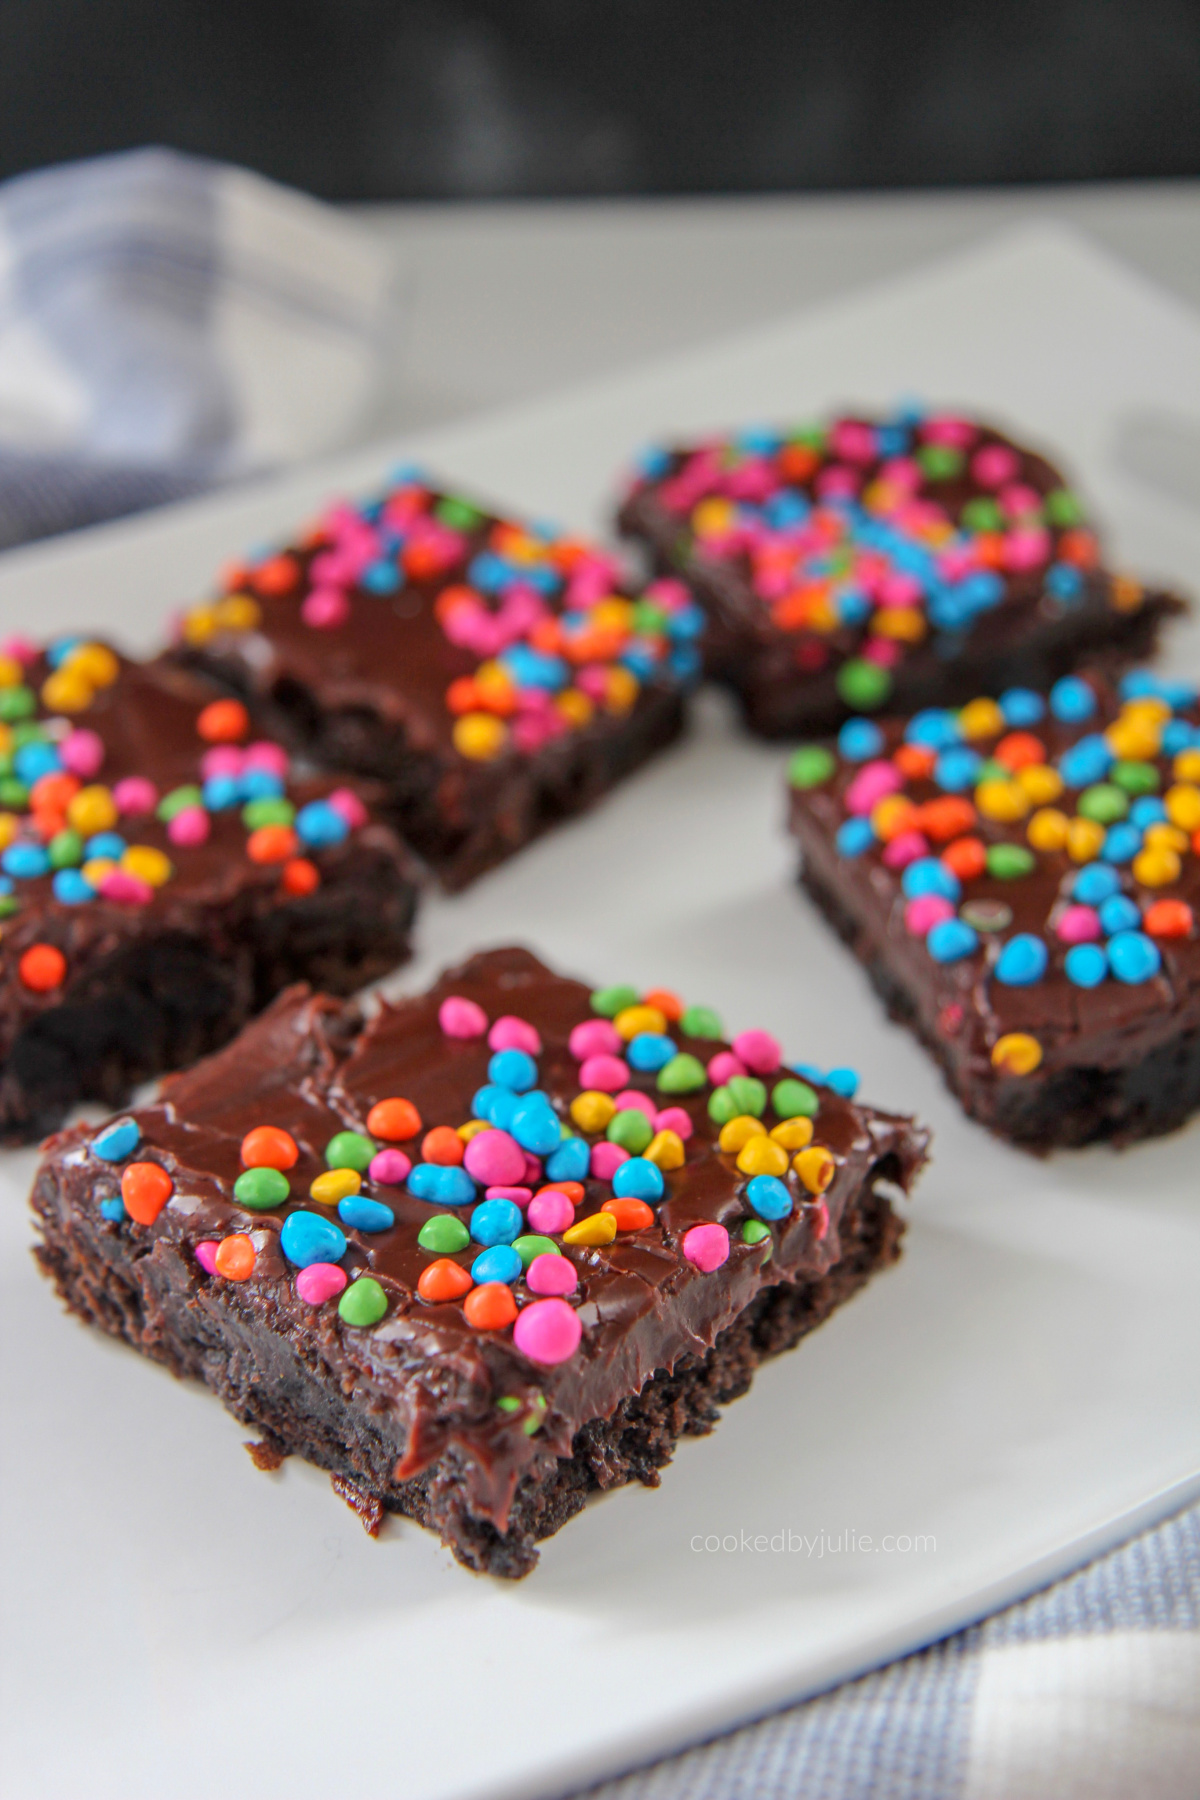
3,0,1198,197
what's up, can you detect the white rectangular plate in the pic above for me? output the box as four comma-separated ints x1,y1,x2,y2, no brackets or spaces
2,223,1200,1800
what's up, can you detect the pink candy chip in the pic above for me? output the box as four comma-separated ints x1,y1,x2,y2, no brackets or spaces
731,1029,781,1074
513,1297,582,1365
112,775,157,816
654,1106,693,1141
525,1252,578,1297
590,1141,629,1181
301,588,351,629
613,1089,656,1121
527,1190,574,1234
242,741,290,778
486,1185,532,1203
463,1128,526,1187
845,760,903,817
972,444,1020,488
488,1015,542,1056
882,830,929,871
200,746,243,780
579,1053,629,1092
1056,904,1103,945
905,894,954,937
296,1263,349,1305
439,995,488,1039
682,1223,730,1273
61,728,104,778
707,1051,746,1086
369,1148,412,1186
167,806,210,847
328,787,368,830
521,1153,544,1187
99,871,154,906
568,1018,621,1060
195,1242,219,1275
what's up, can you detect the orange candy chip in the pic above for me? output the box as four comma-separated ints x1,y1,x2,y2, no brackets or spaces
247,824,298,864
422,1125,465,1166
1144,899,1194,939
281,857,320,897
18,943,67,992
641,987,683,1022
417,1258,474,1303
601,1197,655,1232
463,1282,518,1330
917,796,977,843
993,731,1045,772
214,1234,256,1281
241,1125,299,1170
121,1161,174,1225
196,698,250,744
252,553,301,595
367,1097,422,1141
893,743,937,781
941,835,988,880
538,1180,584,1206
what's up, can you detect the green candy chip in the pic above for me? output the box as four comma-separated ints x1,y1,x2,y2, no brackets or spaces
607,1109,653,1153
836,659,892,711
1112,760,1159,796
960,497,1003,533
417,1214,470,1254
772,1077,819,1120
1076,783,1128,825
338,1276,388,1328
742,1219,772,1250
680,1004,723,1040
727,1075,767,1117
325,1130,375,1172
48,829,84,869
657,1052,707,1094
156,784,204,822
788,745,836,790
242,797,296,830
512,1234,560,1269
233,1166,290,1210
917,444,964,481
591,984,639,1018
1045,488,1084,527
0,686,36,722
985,843,1036,880
435,496,485,531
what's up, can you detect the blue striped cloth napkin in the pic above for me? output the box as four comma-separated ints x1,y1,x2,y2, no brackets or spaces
0,146,398,548
580,1500,1200,1800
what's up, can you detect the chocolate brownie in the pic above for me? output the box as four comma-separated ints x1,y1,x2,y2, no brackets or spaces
617,408,1184,737
170,473,698,888
31,946,927,1576
787,668,1200,1149
0,637,417,1141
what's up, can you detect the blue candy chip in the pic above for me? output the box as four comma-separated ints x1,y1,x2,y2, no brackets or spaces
1058,735,1112,788
92,1118,140,1161
836,817,875,858
239,769,285,801
488,1047,538,1093
999,688,1045,727
470,1198,524,1247
361,560,400,593
1101,823,1142,865
203,775,241,811
545,1136,591,1183
509,1096,562,1156
837,718,884,761
14,742,61,783
902,857,961,903
3,842,49,880
825,1067,860,1099
994,933,1049,986
934,747,983,792
637,445,672,479
53,869,95,904
745,1174,793,1220
791,1061,825,1085
1072,863,1120,904
1107,930,1161,985
612,1157,665,1202
627,1032,676,1072
295,800,349,849
1065,943,1108,988
471,1244,523,1285
86,832,126,860
337,1195,396,1233
1099,894,1141,935
280,1211,347,1268
1050,676,1096,723
1130,796,1168,828
926,918,979,964
46,636,83,669
904,709,961,749
407,1163,476,1205
99,1198,128,1224
1046,563,1084,602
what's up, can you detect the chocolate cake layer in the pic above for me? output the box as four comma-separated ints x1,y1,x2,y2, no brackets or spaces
617,409,1184,737
787,667,1200,1149
32,946,927,1575
171,475,698,888
0,642,417,1140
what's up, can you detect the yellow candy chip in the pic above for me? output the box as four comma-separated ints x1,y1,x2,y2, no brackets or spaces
563,1211,618,1248
804,595,838,634
1111,574,1145,613
871,794,915,840
975,779,1029,823
0,723,11,758
474,660,515,702
214,593,262,632
0,813,17,850
570,1091,616,1133
1143,821,1188,852
81,857,115,887
67,784,118,835
121,845,172,887
718,1115,767,1154
1027,807,1070,852
310,1168,361,1205
453,712,508,760
736,1136,789,1178
991,1033,1043,1076
1133,846,1181,888
794,1145,836,1193
1121,696,1171,725
958,697,1006,740
604,666,639,714
1105,720,1161,761
556,688,594,728
0,655,22,688
1173,749,1200,783
872,607,926,643
182,606,219,646
1017,763,1064,805
613,1004,667,1040
457,1119,491,1142
645,1129,685,1171
41,670,93,714
1165,784,1200,832
770,1116,814,1151
691,497,736,538
1066,816,1106,863
64,642,119,688
591,598,634,633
